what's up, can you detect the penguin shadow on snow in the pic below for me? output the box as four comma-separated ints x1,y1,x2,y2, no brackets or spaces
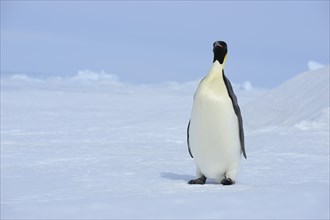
160,172,195,182
161,172,239,185
160,172,222,185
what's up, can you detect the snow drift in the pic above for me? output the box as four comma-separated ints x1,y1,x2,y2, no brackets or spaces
243,66,330,131
308,60,325,71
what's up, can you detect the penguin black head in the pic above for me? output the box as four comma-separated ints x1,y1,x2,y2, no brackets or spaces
213,41,228,64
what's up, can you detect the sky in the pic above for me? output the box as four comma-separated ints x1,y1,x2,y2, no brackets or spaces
1,1,329,88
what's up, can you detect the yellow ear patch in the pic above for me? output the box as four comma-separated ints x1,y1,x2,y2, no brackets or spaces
223,54,227,63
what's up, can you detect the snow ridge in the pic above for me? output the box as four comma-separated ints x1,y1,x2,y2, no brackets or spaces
243,66,329,131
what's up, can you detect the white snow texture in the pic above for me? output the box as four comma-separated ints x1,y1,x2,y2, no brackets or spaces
1,67,329,219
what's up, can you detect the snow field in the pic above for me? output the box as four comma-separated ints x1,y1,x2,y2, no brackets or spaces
1,67,329,219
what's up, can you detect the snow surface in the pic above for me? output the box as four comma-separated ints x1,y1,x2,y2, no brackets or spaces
1,68,329,219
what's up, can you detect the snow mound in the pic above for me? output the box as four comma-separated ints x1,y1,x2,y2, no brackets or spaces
4,70,120,84
8,74,42,83
308,60,325,71
233,81,253,91
243,66,330,131
71,70,119,82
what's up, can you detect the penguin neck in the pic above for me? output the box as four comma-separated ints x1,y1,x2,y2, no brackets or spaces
205,60,225,82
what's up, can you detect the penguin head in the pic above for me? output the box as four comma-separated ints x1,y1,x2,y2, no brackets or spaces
213,41,228,64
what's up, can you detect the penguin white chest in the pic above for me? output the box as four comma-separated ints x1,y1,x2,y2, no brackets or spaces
189,79,241,179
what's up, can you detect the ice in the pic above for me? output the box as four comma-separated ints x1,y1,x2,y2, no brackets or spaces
1,67,329,219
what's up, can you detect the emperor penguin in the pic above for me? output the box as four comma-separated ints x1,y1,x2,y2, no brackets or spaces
187,41,247,185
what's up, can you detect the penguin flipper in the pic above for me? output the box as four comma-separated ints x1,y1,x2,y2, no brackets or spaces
187,120,193,158
223,72,247,159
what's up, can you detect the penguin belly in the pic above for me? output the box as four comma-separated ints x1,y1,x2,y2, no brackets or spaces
189,86,241,180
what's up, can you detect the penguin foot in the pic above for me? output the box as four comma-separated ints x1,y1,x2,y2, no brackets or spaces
188,176,206,185
221,178,234,185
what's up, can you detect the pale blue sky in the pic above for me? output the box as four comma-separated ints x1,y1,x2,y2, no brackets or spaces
1,1,329,87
